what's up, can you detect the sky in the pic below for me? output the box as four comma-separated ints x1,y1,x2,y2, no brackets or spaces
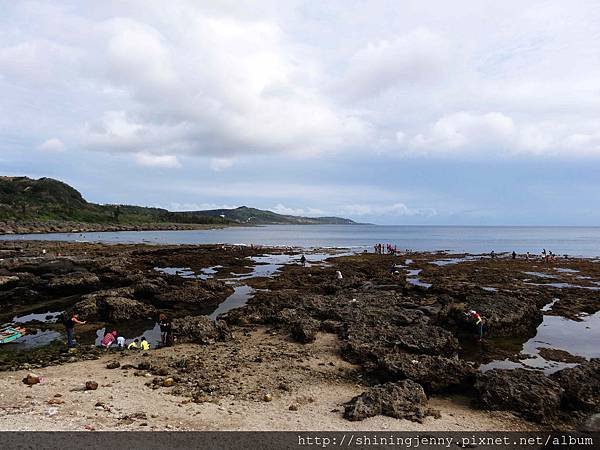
1,0,600,225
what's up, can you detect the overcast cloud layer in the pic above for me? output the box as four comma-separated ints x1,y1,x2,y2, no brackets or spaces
1,0,600,224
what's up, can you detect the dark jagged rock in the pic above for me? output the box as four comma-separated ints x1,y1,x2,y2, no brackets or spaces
290,317,319,343
441,294,543,337
379,353,476,393
254,306,320,343
47,271,100,294
550,358,600,412
155,282,229,307
537,348,586,364
343,322,459,366
0,275,19,288
0,287,41,307
5,258,81,275
320,319,344,334
133,279,167,300
476,369,563,423
343,380,437,422
74,289,156,322
101,296,156,321
580,413,600,432
137,361,152,371
171,315,231,344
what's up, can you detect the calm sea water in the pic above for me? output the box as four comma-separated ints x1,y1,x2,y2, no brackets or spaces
3,225,600,257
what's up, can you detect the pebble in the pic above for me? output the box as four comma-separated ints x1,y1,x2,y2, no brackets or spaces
23,373,40,385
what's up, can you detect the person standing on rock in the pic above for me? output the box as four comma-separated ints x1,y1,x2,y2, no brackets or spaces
65,313,86,348
159,314,172,347
300,254,307,267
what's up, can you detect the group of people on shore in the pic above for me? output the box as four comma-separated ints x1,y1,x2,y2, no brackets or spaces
100,330,150,351
491,249,563,261
64,312,173,350
374,243,399,255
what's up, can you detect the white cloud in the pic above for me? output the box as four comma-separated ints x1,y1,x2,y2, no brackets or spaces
37,138,66,152
134,152,181,168
341,203,436,217
407,112,516,153
340,28,449,100
404,112,600,156
168,202,238,211
269,204,326,216
2,1,600,162
209,158,235,171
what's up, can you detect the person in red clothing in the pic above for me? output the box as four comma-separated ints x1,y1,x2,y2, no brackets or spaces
101,330,118,349
466,310,484,340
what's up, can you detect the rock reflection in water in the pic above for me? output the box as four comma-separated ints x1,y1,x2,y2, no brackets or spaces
477,311,600,374
209,285,255,320
7,329,62,350
405,269,432,289
12,311,62,323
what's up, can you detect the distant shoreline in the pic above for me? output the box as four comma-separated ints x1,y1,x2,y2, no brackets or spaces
0,221,366,236
0,221,232,236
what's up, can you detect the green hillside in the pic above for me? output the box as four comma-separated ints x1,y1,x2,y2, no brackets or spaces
196,206,357,225
0,176,356,226
0,176,227,225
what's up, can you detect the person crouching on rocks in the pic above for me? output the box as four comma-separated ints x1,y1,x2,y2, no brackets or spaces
140,336,150,351
127,338,139,350
101,330,118,349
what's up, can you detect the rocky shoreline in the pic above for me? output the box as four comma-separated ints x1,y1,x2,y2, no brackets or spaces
0,240,599,431
0,220,228,235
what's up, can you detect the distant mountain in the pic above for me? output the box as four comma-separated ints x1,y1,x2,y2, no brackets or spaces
195,206,357,225
0,176,356,226
0,176,228,225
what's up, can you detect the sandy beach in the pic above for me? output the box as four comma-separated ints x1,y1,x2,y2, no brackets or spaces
0,331,532,432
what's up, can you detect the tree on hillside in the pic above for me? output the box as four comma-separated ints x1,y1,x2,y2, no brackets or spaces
113,206,121,222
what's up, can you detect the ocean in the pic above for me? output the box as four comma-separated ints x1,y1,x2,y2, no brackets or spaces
3,225,600,257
